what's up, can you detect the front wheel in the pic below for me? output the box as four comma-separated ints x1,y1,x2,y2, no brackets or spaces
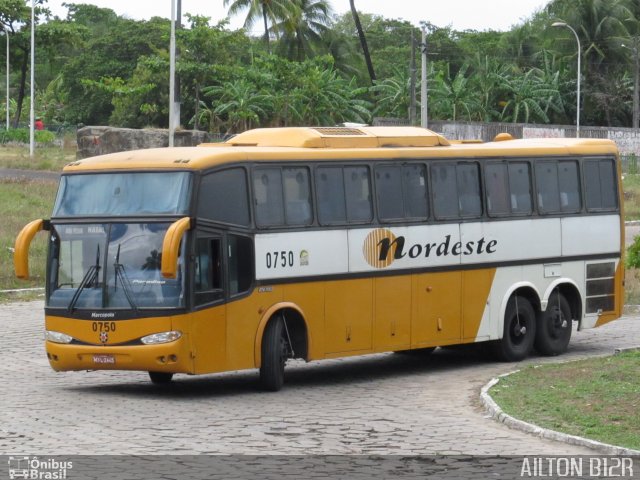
259,316,288,392
492,295,536,362
535,293,572,356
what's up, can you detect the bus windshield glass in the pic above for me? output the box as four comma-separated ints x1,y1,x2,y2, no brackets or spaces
47,223,185,310
52,172,192,217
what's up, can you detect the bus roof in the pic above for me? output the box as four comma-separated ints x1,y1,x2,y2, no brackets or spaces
63,126,619,172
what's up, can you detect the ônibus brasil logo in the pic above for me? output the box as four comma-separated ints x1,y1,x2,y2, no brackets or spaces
362,228,498,269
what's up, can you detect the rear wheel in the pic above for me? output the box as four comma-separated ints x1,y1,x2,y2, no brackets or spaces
535,293,572,356
148,371,173,384
259,316,288,392
493,295,536,362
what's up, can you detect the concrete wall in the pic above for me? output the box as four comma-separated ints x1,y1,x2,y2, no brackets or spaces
374,118,640,157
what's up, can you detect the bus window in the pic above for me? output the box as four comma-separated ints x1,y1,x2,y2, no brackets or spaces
432,164,458,219
316,167,346,224
194,237,223,306
345,166,372,222
457,163,481,217
376,164,428,221
558,161,581,212
376,165,404,220
508,162,532,214
485,163,510,215
198,168,250,226
253,168,285,227
228,234,253,296
283,167,312,226
584,159,618,211
403,164,428,219
535,162,561,213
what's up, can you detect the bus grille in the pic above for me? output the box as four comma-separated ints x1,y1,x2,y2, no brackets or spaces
585,262,615,313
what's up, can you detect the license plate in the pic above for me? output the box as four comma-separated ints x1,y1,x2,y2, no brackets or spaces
93,354,115,364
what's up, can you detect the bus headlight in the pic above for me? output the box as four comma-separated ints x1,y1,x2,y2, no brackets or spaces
140,331,182,345
45,330,73,344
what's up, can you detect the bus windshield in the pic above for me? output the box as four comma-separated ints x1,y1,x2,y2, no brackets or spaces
52,172,192,217
47,223,185,310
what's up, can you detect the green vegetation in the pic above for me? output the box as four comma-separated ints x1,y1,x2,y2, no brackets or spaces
2,0,640,132
491,351,640,450
0,179,58,301
0,145,75,171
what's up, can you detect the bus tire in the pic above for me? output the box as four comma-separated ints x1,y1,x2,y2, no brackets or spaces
535,293,572,356
148,371,173,384
493,295,536,362
260,316,287,392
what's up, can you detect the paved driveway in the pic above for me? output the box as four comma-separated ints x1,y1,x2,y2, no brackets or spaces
1,301,638,455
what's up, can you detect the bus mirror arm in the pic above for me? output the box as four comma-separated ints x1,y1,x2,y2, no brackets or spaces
161,217,192,279
14,219,50,280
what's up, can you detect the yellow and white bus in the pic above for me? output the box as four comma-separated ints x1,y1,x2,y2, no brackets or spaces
15,126,624,391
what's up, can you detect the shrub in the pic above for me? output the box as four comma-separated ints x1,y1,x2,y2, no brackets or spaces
0,128,56,144
627,234,640,268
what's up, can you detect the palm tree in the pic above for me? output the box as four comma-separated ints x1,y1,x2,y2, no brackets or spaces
273,0,332,61
203,79,273,132
224,0,295,53
349,0,375,85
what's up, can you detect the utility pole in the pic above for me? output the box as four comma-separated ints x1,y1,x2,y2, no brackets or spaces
420,27,427,128
409,29,416,125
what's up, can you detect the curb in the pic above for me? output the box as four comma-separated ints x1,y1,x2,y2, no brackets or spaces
625,220,640,226
481,360,640,456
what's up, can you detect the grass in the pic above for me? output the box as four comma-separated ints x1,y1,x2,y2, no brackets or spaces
491,351,640,450
623,174,640,221
0,144,76,171
0,178,58,301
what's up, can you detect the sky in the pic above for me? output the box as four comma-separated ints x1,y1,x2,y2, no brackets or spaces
44,0,551,32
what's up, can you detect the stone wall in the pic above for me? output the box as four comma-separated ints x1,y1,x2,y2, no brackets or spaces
76,126,213,159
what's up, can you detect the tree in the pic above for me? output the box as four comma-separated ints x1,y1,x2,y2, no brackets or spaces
348,0,375,84
224,0,295,53
499,66,563,124
273,0,331,61
429,63,481,121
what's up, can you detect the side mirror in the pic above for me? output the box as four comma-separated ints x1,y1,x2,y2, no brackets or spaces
161,217,191,279
14,219,49,279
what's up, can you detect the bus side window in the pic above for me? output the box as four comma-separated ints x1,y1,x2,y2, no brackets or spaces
253,168,285,227
508,162,532,214
457,163,482,217
535,162,561,213
228,234,253,296
345,166,373,222
316,167,347,224
403,164,428,219
432,164,458,219
485,163,510,215
283,167,312,226
584,159,618,211
198,168,250,226
194,238,223,306
558,161,581,212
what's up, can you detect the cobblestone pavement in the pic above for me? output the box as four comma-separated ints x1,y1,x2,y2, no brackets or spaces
1,301,638,456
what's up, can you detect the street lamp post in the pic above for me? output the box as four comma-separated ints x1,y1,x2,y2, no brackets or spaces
4,26,9,130
552,21,581,138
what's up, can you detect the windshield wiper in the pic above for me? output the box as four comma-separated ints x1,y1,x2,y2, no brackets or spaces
113,244,138,311
68,244,101,312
